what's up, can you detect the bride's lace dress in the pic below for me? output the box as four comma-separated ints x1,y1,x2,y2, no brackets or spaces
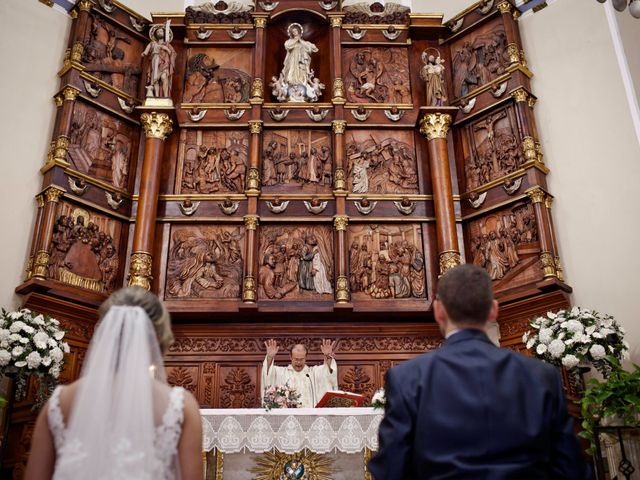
48,385,186,480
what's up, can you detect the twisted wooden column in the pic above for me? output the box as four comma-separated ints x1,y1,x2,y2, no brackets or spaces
32,186,65,280
419,113,460,275
128,112,173,290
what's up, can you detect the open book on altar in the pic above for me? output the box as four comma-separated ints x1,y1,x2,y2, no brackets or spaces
315,391,366,408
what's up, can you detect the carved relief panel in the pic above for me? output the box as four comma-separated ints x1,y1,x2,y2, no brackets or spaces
165,225,244,299
48,203,122,294
343,48,412,104
338,364,377,403
175,130,249,194
68,102,136,190
183,48,252,104
450,18,510,99
346,131,418,194
81,14,144,96
460,105,524,191
218,365,259,408
262,130,332,194
166,364,199,394
258,225,334,301
348,224,426,300
467,201,540,291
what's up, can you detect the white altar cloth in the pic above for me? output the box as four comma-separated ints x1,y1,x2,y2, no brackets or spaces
201,407,383,454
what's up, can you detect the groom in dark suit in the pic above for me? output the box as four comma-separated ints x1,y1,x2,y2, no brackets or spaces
368,264,589,479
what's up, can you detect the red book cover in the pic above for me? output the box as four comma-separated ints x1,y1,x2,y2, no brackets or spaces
315,391,366,408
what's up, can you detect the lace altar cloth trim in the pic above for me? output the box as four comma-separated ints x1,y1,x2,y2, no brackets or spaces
200,407,383,454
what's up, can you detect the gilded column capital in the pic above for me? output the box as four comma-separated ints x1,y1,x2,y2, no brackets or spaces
251,78,264,100
507,43,521,64
32,251,51,280
439,250,461,275
526,186,546,204
54,95,64,107
140,112,173,140
330,16,343,28
128,251,153,290
242,275,256,302
71,42,84,63
254,16,267,28
333,215,349,231
522,136,537,162
544,195,553,209
44,185,65,203
332,78,345,102
511,87,528,103
25,256,34,281
497,1,512,14
246,167,260,192
335,275,349,303
249,120,263,135
53,135,70,163
36,194,45,209
539,251,557,278
419,113,452,140
332,120,346,135
244,215,259,230
555,256,564,282
535,141,544,164
62,86,81,102
78,0,93,11
528,96,537,108
333,167,346,191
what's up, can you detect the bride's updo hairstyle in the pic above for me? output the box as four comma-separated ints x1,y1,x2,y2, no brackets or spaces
98,286,174,353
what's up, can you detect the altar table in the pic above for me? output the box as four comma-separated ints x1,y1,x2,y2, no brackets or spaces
201,407,383,480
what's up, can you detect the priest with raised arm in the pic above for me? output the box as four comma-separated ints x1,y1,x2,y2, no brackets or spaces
262,339,338,408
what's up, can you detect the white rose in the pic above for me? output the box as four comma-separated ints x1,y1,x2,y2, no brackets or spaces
21,325,34,335
0,341,8,349
48,338,58,348
0,329,10,341
51,347,64,362
565,320,584,334
9,321,25,333
26,351,42,369
0,350,11,366
9,333,21,342
561,354,580,369
15,361,27,368
33,332,49,350
41,356,52,367
11,346,24,357
19,337,29,344
548,339,566,358
33,315,45,326
538,328,553,345
53,331,65,341
589,344,606,359
579,334,591,343
536,344,548,355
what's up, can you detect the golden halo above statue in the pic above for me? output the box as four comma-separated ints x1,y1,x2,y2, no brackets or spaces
287,22,303,38
149,23,174,43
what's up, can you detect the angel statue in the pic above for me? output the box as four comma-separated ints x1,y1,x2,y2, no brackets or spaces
142,21,177,100
271,23,325,103
419,48,447,107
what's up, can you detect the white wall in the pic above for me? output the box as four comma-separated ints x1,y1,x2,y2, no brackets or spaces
1,1,638,363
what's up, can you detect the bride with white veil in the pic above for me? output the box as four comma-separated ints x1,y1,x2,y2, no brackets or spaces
25,287,202,480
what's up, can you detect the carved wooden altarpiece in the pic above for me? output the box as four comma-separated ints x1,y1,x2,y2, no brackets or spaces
6,0,574,475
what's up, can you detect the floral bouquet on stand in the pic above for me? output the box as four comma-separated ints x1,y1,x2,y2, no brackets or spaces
263,381,302,410
371,388,386,409
523,307,629,378
0,308,70,407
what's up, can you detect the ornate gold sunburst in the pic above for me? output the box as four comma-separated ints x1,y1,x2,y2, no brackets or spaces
250,448,334,480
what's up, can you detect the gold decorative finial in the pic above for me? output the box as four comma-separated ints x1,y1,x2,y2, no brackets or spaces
128,252,153,290
335,276,349,303
243,276,256,302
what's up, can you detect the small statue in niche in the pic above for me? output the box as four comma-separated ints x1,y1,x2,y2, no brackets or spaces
142,22,177,99
420,48,447,107
271,23,324,103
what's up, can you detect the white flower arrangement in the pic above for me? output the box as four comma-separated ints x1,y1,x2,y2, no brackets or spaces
0,308,69,404
523,307,629,378
371,388,386,409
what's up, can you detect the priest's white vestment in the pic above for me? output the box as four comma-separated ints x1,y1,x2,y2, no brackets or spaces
261,358,338,408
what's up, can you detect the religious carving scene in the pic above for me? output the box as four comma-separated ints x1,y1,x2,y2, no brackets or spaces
420,48,448,107
348,224,426,300
165,225,244,299
142,23,177,100
270,23,324,103
185,0,254,24
48,203,121,294
467,202,541,289
258,225,333,301
183,48,252,104
261,130,332,194
176,130,249,194
461,106,525,191
343,48,411,104
81,14,144,96
342,2,411,25
68,102,135,189
450,21,510,98
346,131,418,194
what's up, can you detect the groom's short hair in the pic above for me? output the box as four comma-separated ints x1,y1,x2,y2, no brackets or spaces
436,264,493,327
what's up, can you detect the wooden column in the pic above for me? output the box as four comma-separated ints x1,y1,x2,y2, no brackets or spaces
26,194,46,280
74,0,94,45
526,186,557,279
332,120,347,193
32,186,65,280
242,215,259,303
329,15,345,106
331,120,349,303
252,15,267,88
497,1,524,67
419,113,460,275
128,112,173,290
334,215,349,303
544,195,564,281
511,87,542,167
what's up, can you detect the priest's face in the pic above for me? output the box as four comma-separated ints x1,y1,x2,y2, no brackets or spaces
290,346,307,372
